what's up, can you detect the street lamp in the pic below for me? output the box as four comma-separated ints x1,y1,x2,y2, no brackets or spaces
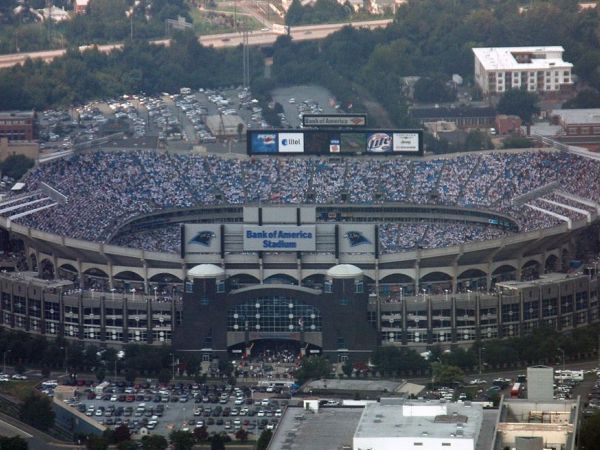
558,348,565,375
153,286,158,302
115,350,125,380
111,288,116,301
467,289,472,302
444,289,449,302
478,346,486,375
131,288,136,302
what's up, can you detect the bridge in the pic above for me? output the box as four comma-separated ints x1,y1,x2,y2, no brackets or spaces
0,19,392,69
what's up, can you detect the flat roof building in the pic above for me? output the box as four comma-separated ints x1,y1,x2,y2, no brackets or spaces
353,399,484,450
473,47,573,95
492,397,580,450
0,111,36,141
551,108,600,137
527,366,554,401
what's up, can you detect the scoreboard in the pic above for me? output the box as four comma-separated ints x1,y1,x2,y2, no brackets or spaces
247,129,423,156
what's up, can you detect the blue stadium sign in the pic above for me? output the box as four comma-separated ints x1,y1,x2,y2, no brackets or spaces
243,225,316,251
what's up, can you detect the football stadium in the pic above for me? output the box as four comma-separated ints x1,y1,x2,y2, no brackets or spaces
0,144,598,362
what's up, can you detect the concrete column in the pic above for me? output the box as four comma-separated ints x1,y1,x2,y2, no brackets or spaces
77,259,84,289
452,263,459,294
52,255,59,280
414,261,420,294
143,262,149,294
108,262,114,290
146,295,153,344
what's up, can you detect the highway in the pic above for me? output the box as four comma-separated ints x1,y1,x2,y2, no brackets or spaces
0,19,392,69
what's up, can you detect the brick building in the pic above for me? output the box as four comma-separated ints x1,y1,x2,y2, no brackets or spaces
0,111,36,141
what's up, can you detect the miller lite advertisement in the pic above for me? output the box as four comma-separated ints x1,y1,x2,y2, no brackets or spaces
366,132,393,153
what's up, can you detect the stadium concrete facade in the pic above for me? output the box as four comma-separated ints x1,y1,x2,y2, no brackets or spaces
0,199,598,360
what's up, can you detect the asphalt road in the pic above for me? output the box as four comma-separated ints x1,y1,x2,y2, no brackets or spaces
0,20,392,69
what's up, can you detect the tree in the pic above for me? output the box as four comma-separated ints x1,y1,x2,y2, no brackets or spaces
413,77,456,103
497,89,540,124
169,430,195,450
235,428,249,442
117,441,139,450
342,359,353,378
0,155,35,181
112,425,131,443
431,362,464,386
141,435,168,450
464,129,492,151
19,392,55,431
124,368,138,384
294,356,332,384
502,136,532,149
580,410,600,450
96,367,106,383
0,436,28,450
285,0,304,26
193,426,209,442
86,435,109,450
211,433,226,450
256,429,273,450
158,368,171,384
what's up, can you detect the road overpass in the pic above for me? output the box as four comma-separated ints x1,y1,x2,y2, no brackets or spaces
0,19,391,69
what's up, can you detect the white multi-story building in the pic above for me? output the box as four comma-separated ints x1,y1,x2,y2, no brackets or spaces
353,399,484,450
473,46,573,95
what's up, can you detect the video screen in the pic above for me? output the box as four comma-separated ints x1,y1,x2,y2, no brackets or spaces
247,129,423,156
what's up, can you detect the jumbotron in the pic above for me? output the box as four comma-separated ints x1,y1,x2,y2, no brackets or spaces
0,148,598,362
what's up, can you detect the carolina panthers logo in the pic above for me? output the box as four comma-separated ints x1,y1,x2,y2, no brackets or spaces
189,231,216,247
345,231,371,247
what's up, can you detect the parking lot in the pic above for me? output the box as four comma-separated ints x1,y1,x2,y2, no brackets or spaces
60,381,288,439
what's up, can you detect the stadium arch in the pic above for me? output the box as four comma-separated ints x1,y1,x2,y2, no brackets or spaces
492,264,518,284
301,273,325,288
419,270,453,293
39,258,54,279
545,253,560,272
457,268,488,292
228,273,261,289
264,273,298,285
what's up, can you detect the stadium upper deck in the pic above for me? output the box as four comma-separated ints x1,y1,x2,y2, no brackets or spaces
0,148,598,295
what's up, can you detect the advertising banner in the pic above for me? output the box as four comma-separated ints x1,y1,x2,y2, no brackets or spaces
183,224,221,254
302,114,367,128
392,132,421,152
247,129,423,156
338,224,376,253
243,225,316,251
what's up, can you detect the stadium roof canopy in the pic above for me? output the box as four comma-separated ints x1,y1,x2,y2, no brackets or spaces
188,264,225,279
327,264,363,279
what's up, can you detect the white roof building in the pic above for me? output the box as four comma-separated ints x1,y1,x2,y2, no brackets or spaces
353,399,484,450
473,46,573,95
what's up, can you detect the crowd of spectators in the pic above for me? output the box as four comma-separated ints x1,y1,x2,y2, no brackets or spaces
6,149,600,253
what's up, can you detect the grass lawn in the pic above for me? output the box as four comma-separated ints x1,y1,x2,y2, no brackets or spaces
0,380,39,401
